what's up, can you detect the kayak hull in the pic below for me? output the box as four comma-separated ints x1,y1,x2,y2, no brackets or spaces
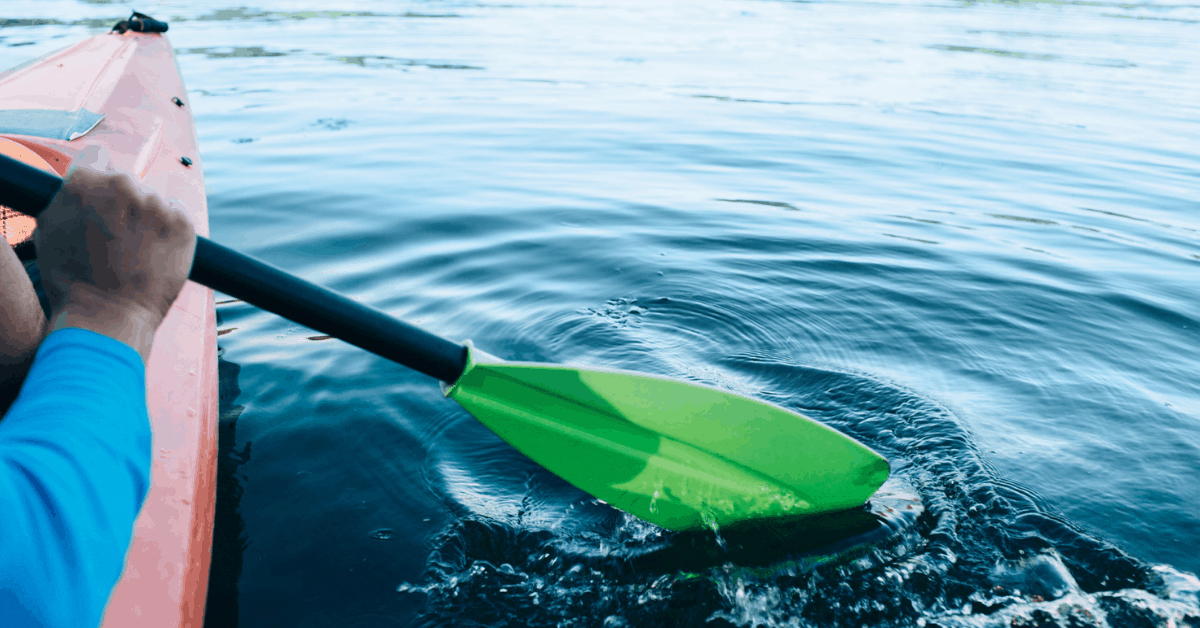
0,31,218,628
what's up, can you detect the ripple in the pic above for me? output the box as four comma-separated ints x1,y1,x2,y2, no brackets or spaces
370,528,396,541
36,0,1193,623
179,46,290,59
402,361,1186,626
714,199,802,211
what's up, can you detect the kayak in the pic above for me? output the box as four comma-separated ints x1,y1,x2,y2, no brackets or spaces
0,16,218,628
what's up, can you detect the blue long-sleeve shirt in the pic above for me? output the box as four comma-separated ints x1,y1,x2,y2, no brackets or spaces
0,328,150,628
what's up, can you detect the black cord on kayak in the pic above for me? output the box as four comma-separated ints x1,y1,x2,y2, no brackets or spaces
112,12,168,34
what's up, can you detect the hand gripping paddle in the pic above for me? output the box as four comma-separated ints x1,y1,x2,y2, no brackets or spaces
0,151,889,531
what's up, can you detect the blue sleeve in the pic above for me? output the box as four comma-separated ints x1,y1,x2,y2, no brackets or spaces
0,328,151,628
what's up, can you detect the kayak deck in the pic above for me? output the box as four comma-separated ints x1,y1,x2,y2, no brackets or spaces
0,29,218,628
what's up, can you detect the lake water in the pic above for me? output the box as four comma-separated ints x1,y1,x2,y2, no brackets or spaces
3,0,1199,626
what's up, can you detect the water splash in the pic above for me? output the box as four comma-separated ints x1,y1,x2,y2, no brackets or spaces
401,362,1197,627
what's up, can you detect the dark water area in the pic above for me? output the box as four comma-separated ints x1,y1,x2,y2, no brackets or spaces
4,0,1199,626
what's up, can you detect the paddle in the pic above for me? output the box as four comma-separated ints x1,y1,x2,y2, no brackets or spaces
0,151,889,532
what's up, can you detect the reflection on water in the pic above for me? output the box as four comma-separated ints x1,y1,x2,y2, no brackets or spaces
182,46,290,59
4,0,1199,625
204,348,249,627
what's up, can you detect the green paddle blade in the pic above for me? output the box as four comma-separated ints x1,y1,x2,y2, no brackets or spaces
445,343,890,532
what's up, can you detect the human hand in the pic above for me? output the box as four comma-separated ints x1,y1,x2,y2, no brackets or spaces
35,146,195,363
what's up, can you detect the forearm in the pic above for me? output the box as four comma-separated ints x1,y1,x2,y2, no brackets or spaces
50,300,158,364
0,243,46,410
0,328,151,627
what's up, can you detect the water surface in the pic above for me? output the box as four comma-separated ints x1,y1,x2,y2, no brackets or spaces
4,0,1199,626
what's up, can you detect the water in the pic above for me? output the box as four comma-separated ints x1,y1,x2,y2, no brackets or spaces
3,0,1199,625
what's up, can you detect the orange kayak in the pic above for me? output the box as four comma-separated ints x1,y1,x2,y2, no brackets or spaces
0,18,218,628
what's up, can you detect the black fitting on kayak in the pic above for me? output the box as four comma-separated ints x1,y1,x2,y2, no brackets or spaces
112,12,168,34
172,97,185,108
180,156,193,167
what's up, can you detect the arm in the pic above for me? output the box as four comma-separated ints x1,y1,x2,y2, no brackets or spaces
0,329,150,627
0,145,194,627
0,243,45,412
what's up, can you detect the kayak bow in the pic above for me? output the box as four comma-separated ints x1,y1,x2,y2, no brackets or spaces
0,17,216,628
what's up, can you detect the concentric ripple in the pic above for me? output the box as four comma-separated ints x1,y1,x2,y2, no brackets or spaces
404,363,1197,627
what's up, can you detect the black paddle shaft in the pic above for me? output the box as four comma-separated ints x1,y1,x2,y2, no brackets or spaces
191,239,468,383
0,152,468,384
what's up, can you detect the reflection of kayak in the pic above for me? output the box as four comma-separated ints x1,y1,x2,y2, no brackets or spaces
0,14,218,628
